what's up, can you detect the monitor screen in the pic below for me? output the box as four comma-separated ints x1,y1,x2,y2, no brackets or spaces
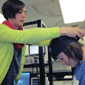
14,72,31,85
31,77,40,85
29,45,45,56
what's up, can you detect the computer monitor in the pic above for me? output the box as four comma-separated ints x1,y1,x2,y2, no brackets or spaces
31,77,40,85
14,72,31,85
29,45,45,56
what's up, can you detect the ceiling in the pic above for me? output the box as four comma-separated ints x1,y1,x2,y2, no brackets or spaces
0,0,85,30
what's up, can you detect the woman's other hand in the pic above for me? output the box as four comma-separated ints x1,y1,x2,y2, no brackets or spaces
59,27,85,40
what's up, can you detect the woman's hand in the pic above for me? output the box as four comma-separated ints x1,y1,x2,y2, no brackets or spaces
59,27,85,40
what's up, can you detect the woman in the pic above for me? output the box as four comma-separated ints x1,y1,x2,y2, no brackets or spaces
0,0,84,85
49,36,85,85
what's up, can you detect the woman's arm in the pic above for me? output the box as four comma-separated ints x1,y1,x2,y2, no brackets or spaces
31,27,85,46
0,24,60,44
0,24,84,46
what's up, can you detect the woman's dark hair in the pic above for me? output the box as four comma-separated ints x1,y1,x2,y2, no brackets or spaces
63,42,83,61
2,0,25,20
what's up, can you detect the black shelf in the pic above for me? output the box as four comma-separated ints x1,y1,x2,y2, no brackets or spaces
23,20,46,85
24,63,49,68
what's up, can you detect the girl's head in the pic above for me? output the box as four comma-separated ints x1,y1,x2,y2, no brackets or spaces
63,42,83,61
57,42,83,68
2,0,25,20
49,36,83,68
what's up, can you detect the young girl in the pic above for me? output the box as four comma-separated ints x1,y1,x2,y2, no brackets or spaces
0,0,84,85
49,36,85,85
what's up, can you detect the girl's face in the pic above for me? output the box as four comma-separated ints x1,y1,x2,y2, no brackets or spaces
8,6,26,29
57,52,78,68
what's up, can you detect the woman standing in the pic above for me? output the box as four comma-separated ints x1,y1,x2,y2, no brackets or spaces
0,0,84,85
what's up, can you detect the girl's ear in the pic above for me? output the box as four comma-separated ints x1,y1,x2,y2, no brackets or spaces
71,51,74,56
71,51,76,59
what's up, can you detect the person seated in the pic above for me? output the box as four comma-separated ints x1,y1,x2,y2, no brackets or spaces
49,36,85,85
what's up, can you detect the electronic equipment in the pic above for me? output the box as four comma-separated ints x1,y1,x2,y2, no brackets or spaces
31,77,40,85
29,45,45,56
14,72,31,85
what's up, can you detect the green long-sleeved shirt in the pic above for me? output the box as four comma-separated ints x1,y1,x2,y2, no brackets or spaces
0,24,60,84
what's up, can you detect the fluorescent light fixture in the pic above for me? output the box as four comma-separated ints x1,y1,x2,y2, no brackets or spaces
0,13,6,24
59,0,85,24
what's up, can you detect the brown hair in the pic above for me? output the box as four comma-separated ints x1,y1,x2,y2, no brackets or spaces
2,0,25,20
63,42,83,61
